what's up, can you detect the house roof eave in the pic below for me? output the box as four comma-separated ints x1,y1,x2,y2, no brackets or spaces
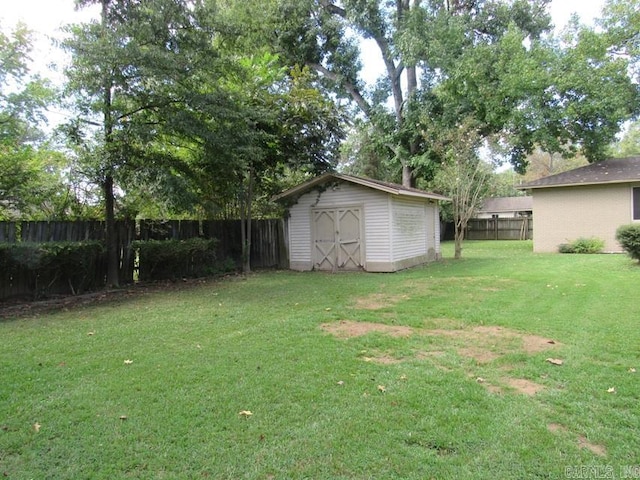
517,178,640,190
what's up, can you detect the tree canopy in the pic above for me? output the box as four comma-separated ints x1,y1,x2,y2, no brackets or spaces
2,0,638,238
0,22,68,220
60,0,346,280
265,0,638,185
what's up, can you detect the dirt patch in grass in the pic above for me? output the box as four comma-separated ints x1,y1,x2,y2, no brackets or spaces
548,423,607,457
322,321,561,365
473,376,545,396
457,346,500,364
520,334,560,354
322,320,562,395
321,320,414,338
425,325,560,362
505,378,546,395
352,293,409,310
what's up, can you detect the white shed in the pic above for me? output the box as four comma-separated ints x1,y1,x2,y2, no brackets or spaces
273,173,449,272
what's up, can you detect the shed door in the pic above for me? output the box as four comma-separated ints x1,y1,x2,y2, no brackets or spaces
313,207,363,271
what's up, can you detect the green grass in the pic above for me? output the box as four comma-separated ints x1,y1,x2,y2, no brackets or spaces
2,241,639,479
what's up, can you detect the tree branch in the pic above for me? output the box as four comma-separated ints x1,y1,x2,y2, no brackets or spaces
307,62,372,118
318,0,346,17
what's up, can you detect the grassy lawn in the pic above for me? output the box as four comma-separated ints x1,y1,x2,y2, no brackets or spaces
1,241,639,479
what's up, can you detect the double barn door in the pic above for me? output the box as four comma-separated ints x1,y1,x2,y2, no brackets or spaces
313,207,363,271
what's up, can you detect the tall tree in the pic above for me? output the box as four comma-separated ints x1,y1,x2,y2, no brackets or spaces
189,53,344,272
608,120,640,158
0,22,60,218
270,0,556,186
64,0,345,278
600,0,640,84
516,148,588,183
426,117,491,259
63,0,228,286
266,0,638,186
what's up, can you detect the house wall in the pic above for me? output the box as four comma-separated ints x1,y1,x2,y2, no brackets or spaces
532,183,637,253
286,182,390,271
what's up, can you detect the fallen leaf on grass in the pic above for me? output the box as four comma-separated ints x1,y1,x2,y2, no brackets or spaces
239,410,253,417
377,385,386,393
607,387,616,393
336,380,345,386
33,422,41,433
123,359,133,365
399,374,408,381
546,358,564,366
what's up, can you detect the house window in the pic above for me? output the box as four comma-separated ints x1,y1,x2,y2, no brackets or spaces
635,187,640,221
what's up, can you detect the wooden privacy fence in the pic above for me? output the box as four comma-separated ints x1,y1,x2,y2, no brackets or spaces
0,219,287,301
466,217,532,241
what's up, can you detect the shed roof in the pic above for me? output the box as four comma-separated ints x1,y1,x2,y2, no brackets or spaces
272,173,450,202
479,196,532,213
518,156,640,190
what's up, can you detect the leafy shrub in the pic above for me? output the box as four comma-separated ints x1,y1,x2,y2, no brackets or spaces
615,224,640,262
134,238,223,281
0,241,105,298
558,237,604,254
558,243,575,254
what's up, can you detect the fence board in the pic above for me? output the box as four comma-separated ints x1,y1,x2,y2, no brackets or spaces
0,222,17,242
466,217,532,240
0,218,286,301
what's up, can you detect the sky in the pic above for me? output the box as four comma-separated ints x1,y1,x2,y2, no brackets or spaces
2,0,608,75
2,0,608,80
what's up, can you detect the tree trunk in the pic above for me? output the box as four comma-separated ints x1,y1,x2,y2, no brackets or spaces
104,174,120,286
454,222,464,259
243,169,253,274
101,0,119,287
400,5,420,189
402,165,414,188
240,198,246,271
239,168,253,275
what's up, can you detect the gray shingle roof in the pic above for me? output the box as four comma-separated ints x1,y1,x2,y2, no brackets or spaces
272,172,450,202
518,156,640,189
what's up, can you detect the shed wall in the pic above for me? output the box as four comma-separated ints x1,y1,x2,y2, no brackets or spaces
391,197,427,261
427,202,441,256
532,183,636,253
287,182,390,270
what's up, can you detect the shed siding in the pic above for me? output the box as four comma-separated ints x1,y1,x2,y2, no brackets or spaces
426,202,440,257
287,182,391,268
532,184,635,253
390,197,428,262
